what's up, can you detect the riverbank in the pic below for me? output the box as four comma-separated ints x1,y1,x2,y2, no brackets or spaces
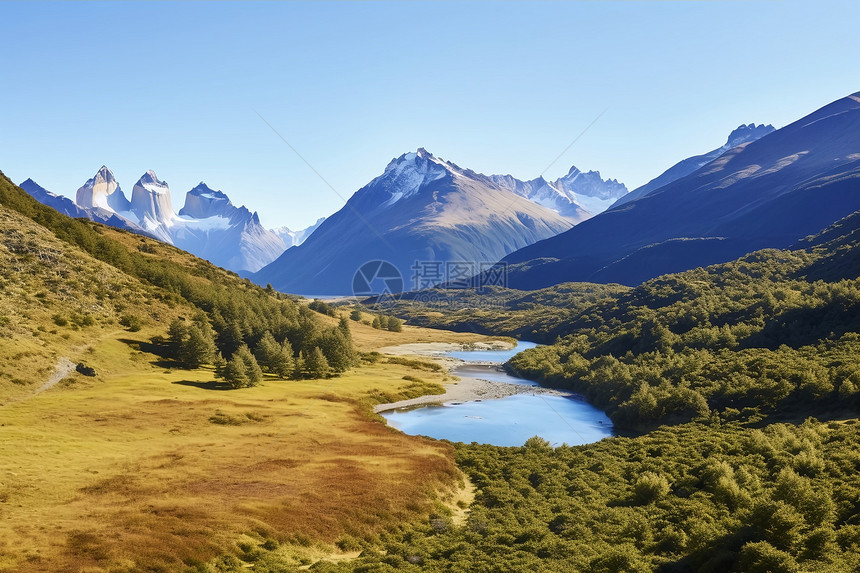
373,342,573,413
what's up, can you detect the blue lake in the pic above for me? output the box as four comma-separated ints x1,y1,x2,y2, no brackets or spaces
381,341,613,447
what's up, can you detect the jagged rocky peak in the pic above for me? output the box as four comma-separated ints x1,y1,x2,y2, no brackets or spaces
554,166,627,200
131,169,174,223
76,165,131,212
371,148,450,207
179,182,234,219
726,123,775,148
136,169,169,193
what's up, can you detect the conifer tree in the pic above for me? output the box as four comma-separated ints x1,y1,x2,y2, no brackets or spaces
305,346,331,379
222,354,249,389
167,318,188,359
235,344,263,386
179,324,217,368
273,340,295,379
293,350,305,380
254,331,280,372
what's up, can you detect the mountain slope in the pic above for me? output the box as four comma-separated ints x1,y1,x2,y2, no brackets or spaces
21,177,93,219
612,123,775,208
497,92,860,289
253,149,573,295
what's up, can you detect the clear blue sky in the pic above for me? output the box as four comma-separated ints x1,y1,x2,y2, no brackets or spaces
1,1,858,230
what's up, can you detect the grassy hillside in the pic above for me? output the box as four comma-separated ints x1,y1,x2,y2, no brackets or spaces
0,204,185,400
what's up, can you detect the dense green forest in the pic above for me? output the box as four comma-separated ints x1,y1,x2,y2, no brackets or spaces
0,172,356,380
302,420,860,573
506,213,859,431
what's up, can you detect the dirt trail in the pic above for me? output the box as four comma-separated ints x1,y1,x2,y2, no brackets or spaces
34,357,76,396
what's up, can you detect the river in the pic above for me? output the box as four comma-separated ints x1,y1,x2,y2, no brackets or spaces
380,341,613,447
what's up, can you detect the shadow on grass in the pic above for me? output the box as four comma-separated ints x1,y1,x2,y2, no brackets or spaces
172,379,235,391
118,337,171,358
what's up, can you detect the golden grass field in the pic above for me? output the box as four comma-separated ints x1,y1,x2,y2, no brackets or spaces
0,307,491,571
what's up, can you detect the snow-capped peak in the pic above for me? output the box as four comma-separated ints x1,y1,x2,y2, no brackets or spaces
187,182,231,202
138,169,169,194
272,217,326,247
130,170,175,229
178,182,236,219
373,148,449,207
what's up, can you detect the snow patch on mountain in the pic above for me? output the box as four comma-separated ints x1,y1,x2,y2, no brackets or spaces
272,217,326,247
373,148,448,207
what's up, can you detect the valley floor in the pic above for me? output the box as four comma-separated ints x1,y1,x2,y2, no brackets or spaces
0,321,490,572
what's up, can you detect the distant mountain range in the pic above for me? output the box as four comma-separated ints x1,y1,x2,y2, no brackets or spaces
253,148,598,294
20,167,323,273
494,92,860,289
491,167,627,221
23,95,839,298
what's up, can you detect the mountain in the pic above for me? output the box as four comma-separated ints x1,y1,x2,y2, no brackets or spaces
490,167,627,220
23,168,293,273
129,170,175,231
551,167,628,214
169,182,287,273
22,178,92,219
76,165,132,213
253,148,573,295
272,216,326,247
494,93,860,290
611,123,775,208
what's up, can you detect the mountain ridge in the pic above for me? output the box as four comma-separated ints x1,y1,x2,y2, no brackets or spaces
611,122,776,208
494,92,860,289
